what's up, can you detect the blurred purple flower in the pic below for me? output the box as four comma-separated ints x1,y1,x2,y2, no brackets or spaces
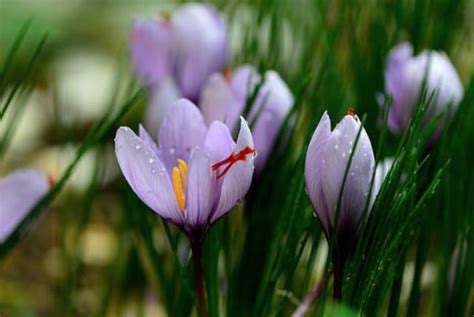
381,42,464,140
130,3,227,133
0,169,49,243
114,99,255,241
200,65,294,172
304,111,375,255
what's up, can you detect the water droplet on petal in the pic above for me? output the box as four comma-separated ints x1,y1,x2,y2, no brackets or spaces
169,148,176,155
342,153,346,158
135,144,142,150
334,144,339,150
151,168,156,174
149,157,155,164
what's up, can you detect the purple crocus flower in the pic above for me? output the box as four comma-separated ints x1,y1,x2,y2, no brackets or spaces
0,169,49,243
130,3,227,135
200,65,293,172
114,99,255,241
305,111,375,255
304,111,375,299
381,42,464,140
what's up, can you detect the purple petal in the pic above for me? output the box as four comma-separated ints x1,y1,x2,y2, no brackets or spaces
321,115,374,235
204,120,235,164
130,19,173,87
158,99,208,171
184,148,216,231
231,65,261,106
385,42,415,134
251,71,293,172
0,169,49,243
144,77,182,138
139,124,160,157
211,118,255,223
115,127,183,225
304,112,332,236
200,73,242,129
172,3,227,101
371,157,394,205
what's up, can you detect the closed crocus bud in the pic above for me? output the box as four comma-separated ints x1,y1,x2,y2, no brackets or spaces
200,65,293,172
382,42,464,140
305,111,375,257
0,169,49,243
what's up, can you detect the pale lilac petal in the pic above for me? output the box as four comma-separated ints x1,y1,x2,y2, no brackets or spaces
422,51,464,120
321,115,374,234
231,65,261,106
204,121,235,164
211,118,255,223
304,112,332,235
184,148,216,231
139,124,160,157
144,77,182,138
200,73,241,129
251,71,293,171
115,127,183,225
0,169,49,243
371,157,394,205
130,19,173,87
172,3,227,101
158,99,208,171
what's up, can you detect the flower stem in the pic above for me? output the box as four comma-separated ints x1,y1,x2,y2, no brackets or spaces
292,275,325,317
190,238,207,317
333,256,346,300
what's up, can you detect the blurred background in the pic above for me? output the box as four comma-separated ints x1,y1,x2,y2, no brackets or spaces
1,0,473,316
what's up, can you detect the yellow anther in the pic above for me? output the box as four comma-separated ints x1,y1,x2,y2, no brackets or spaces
172,159,188,211
178,159,188,191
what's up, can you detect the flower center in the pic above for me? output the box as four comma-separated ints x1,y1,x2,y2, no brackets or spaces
212,146,256,179
172,159,188,211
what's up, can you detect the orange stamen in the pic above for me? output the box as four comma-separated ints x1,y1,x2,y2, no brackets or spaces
223,68,233,83
160,12,171,27
212,146,256,179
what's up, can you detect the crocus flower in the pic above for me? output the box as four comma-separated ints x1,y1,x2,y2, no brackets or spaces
130,3,227,135
114,99,255,241
305,111,375,256
200,65,293,172
304,111,375,299
381,42,463,140
0,169,49,243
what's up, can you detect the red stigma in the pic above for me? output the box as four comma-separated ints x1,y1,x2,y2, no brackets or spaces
223,68,233,83
160,12,171,27
346,108,359,122
48,173,56,187
211,146,256,179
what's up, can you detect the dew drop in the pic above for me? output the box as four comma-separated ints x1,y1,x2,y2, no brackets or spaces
342,152,346,158
149,157,155,164
151,168,156,174
334,144,339,150
350,172,355,177
236,199,243,206
169,148,176,155
135,144,142,150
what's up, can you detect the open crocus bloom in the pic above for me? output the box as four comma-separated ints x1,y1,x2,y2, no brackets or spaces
0,169,49,243
115,99,255,240
304,111,375,255
200,65,293,172
381,42,463,140
130,3,227,135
